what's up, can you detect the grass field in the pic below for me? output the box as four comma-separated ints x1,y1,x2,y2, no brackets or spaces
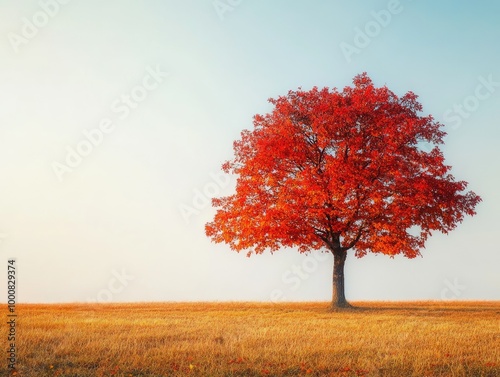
2,301,499,376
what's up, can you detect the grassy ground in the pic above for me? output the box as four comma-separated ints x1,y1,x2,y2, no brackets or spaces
2,301,499,376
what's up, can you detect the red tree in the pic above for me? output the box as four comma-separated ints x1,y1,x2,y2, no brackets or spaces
205,73,481,309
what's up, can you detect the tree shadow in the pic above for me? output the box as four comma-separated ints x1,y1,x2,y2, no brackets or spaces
325,301,500,314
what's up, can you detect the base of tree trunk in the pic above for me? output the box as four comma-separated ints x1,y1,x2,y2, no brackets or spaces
328,301,355,312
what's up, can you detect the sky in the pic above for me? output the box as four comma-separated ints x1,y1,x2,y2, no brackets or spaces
0,0,498,303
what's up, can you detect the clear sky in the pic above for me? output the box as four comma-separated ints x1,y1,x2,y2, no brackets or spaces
0,0,498,303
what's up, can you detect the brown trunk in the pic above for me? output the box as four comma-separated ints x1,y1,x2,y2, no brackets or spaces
330,249,351,310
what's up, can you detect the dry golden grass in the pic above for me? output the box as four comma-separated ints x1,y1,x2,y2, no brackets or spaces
2,301,499,376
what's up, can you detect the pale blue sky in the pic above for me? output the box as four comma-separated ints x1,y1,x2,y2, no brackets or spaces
0,1,498,303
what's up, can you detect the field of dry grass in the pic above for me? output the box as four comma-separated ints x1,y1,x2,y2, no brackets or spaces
2,301,499,376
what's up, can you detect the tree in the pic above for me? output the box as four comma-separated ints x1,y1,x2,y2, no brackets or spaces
205,73,481,310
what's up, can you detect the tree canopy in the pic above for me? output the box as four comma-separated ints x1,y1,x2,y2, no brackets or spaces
205,73,481,308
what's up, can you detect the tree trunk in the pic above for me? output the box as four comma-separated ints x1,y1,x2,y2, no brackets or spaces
330,249,351,310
